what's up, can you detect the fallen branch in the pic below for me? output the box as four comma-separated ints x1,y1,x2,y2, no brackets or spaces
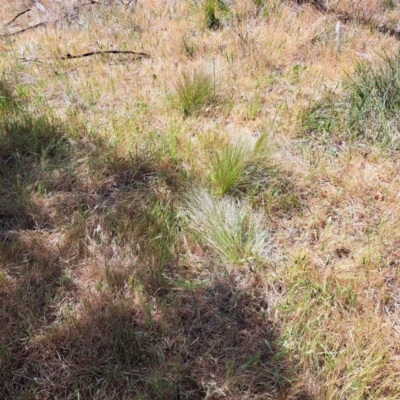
60,50,150,60
0,21,47,37
17,49,149,64
1,0,133,39
4,8,32,27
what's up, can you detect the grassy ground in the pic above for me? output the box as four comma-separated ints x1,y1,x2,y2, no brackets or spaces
1,0,400,399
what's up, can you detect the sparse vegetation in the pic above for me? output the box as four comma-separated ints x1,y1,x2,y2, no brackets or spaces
2,0,400,399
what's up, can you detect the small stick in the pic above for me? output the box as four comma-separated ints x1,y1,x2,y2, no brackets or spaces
81,1,100,5
81,1,132,6
4,8,32,27
19,58,43,63
59,50,150,60
335,21,341,51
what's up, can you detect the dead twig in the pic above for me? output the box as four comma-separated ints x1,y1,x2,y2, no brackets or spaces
17,49,149,64
0,21,47,37
4,8,32,27
60,50,150,60
19,58,43,63
81,1,100,5
81,1,133,6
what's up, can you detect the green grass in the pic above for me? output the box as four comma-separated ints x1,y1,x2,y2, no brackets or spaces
279,266,400,399
210,140,248,194
173,69,219,117
204,0,220,30
301,50,400,147
346,52,400,143
209,133,274,195
181,188,268,263
0,79,67,160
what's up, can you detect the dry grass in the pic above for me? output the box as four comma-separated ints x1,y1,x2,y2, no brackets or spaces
1,0,400,399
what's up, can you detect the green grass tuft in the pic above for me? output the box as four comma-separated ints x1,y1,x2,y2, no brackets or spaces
210,133,274,195
173,69,218,117
204,0,220,30
182,188,268,263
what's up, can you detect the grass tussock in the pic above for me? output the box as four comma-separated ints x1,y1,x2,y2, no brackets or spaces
182,188,268,263
204,0,222,30
173,69,219,117
209,133,274,195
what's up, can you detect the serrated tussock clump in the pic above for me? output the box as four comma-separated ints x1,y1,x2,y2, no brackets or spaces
210,133,274,195
173,69,219,117
181,188,268,262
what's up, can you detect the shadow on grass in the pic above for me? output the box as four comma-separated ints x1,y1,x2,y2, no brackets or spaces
4,275,289,399
0,81,292,399
0,80,80,397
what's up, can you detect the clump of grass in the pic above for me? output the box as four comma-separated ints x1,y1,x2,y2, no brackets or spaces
204,0,220,30
301,50,400,147
346,52,400,143
252,0,265,9
210,141,247,195
210,133,274,195
203,0,231,30
173,69,219,117
181,188,268,262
